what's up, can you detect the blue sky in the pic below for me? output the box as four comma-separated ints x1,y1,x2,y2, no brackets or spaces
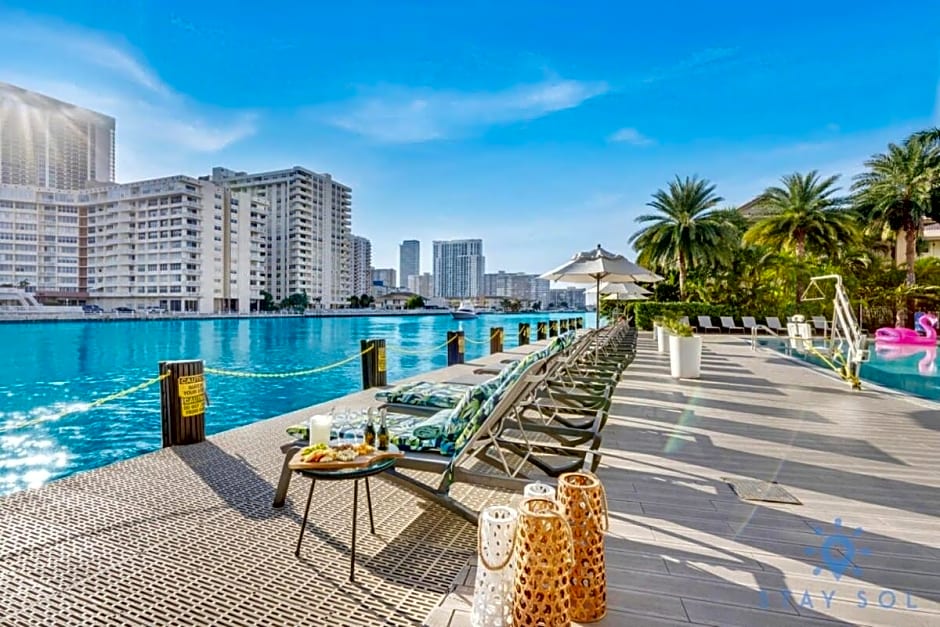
1,1,938,274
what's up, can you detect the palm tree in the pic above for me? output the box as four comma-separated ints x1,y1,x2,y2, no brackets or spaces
852,135,940,285
744,171,858,260
630,176,730,299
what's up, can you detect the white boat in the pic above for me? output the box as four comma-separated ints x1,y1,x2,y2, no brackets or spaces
450,300,478,320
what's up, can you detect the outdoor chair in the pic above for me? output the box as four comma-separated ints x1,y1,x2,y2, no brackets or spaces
812,316,829,335
697,316,721,333
766,316,784,333
742,316,760,333
274,349,604,524
679,316,690,326
719,316,743,333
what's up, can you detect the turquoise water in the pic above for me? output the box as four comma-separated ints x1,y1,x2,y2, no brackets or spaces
0,313,587,496
757,338,940,401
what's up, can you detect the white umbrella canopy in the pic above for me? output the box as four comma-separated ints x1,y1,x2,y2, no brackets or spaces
602,291,649,301
586,281,652,297
540,244,662,327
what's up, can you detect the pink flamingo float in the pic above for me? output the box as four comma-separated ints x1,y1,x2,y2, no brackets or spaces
875,313,938,346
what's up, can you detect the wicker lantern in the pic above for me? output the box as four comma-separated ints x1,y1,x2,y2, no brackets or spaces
557,471,608,623
471,505,519,627
523,481,556,501
510,497,573,626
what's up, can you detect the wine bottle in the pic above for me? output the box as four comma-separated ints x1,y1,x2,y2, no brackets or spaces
377,408,389,451
364,408,377,447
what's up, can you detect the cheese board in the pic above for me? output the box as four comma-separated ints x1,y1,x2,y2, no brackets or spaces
288,443,403,471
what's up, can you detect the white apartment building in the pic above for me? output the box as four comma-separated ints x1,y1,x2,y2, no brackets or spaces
1,82,115,189
407,272,433,298
399,239,419,288
0,186,82,300
350,234,372,297
548,286,586,309
209,166,351,308
0,176,268,313
433,239,485,298
482,271,550,305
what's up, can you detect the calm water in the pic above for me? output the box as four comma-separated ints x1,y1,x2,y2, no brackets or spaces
757,338,940,401
0,312,586,496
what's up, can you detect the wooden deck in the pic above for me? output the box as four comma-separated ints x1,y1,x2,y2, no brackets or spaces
2,334,939,626
429,335,940,626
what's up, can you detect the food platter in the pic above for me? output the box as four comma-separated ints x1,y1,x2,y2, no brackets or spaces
288,442,403,471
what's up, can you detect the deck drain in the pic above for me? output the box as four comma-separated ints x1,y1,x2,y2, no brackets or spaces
723,478,802,504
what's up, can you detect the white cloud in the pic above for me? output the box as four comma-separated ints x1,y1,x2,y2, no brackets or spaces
327,78,609,143
608,128,655,146
0,17,257,180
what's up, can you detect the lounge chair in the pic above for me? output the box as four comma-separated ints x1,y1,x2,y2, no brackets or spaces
766,316,784,333
742,316,760,333
697,316,720,333
274,349,603,523
719,316,743,333
812,316,829,335
679,316,690,326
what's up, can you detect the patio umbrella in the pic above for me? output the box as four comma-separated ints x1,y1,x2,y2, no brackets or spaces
586,281,652,298
541,244,662,328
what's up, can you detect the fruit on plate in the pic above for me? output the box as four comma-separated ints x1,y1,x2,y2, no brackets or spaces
301,448,337,463
355,443,375,456
300,443,329,456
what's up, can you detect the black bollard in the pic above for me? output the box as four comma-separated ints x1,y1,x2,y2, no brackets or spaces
549,320,559,337
518,322,530,346
560,319,569,333
447,330,465,365
159,360,206,447
537,321,548,341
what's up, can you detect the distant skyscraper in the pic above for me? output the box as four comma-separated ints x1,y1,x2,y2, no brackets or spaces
408,272,433,298
482,271,550,305
350,235,372,297
0,82,115,189
372,268,397,293
433,239,485,298
399,240,420,288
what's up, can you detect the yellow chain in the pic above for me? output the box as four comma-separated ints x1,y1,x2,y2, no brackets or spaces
205,345,373,378
463,329,503,345
0,372,170,433
385,334,458,355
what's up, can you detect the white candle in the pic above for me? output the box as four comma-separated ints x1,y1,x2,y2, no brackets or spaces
308,414,333,446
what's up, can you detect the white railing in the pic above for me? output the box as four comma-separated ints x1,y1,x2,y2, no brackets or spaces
801,274,869,387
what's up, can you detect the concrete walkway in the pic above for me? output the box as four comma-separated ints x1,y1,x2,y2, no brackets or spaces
430,336,940,626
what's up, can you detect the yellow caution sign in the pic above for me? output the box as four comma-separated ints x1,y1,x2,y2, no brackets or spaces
377,345,386,373
178,374,205,418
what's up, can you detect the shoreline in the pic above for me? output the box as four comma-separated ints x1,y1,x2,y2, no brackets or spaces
0,308,587,324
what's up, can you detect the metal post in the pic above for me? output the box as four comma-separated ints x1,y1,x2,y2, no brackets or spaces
549,320,559,337
489,327,504,354
560,319,569,333
159,359,206,447
537,321,548,341
447,330,465,365
518,322,530,346
360,339,387,389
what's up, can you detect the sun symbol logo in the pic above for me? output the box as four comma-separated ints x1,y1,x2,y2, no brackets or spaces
805,517,872,580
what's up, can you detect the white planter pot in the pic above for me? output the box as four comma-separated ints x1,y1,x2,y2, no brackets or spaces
669,334,702,379
655,325,668,354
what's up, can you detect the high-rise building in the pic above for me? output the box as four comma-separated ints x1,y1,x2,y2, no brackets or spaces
350,235,372,297
407,272,433,298
0,82,115,190
482,271,550,305
548,287,586,309
399,239,419,288
432,239,485,298
0,176,268,312
371,268,397,293
208,166,351,307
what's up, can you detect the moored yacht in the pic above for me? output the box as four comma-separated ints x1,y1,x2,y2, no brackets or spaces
450,300,478,319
